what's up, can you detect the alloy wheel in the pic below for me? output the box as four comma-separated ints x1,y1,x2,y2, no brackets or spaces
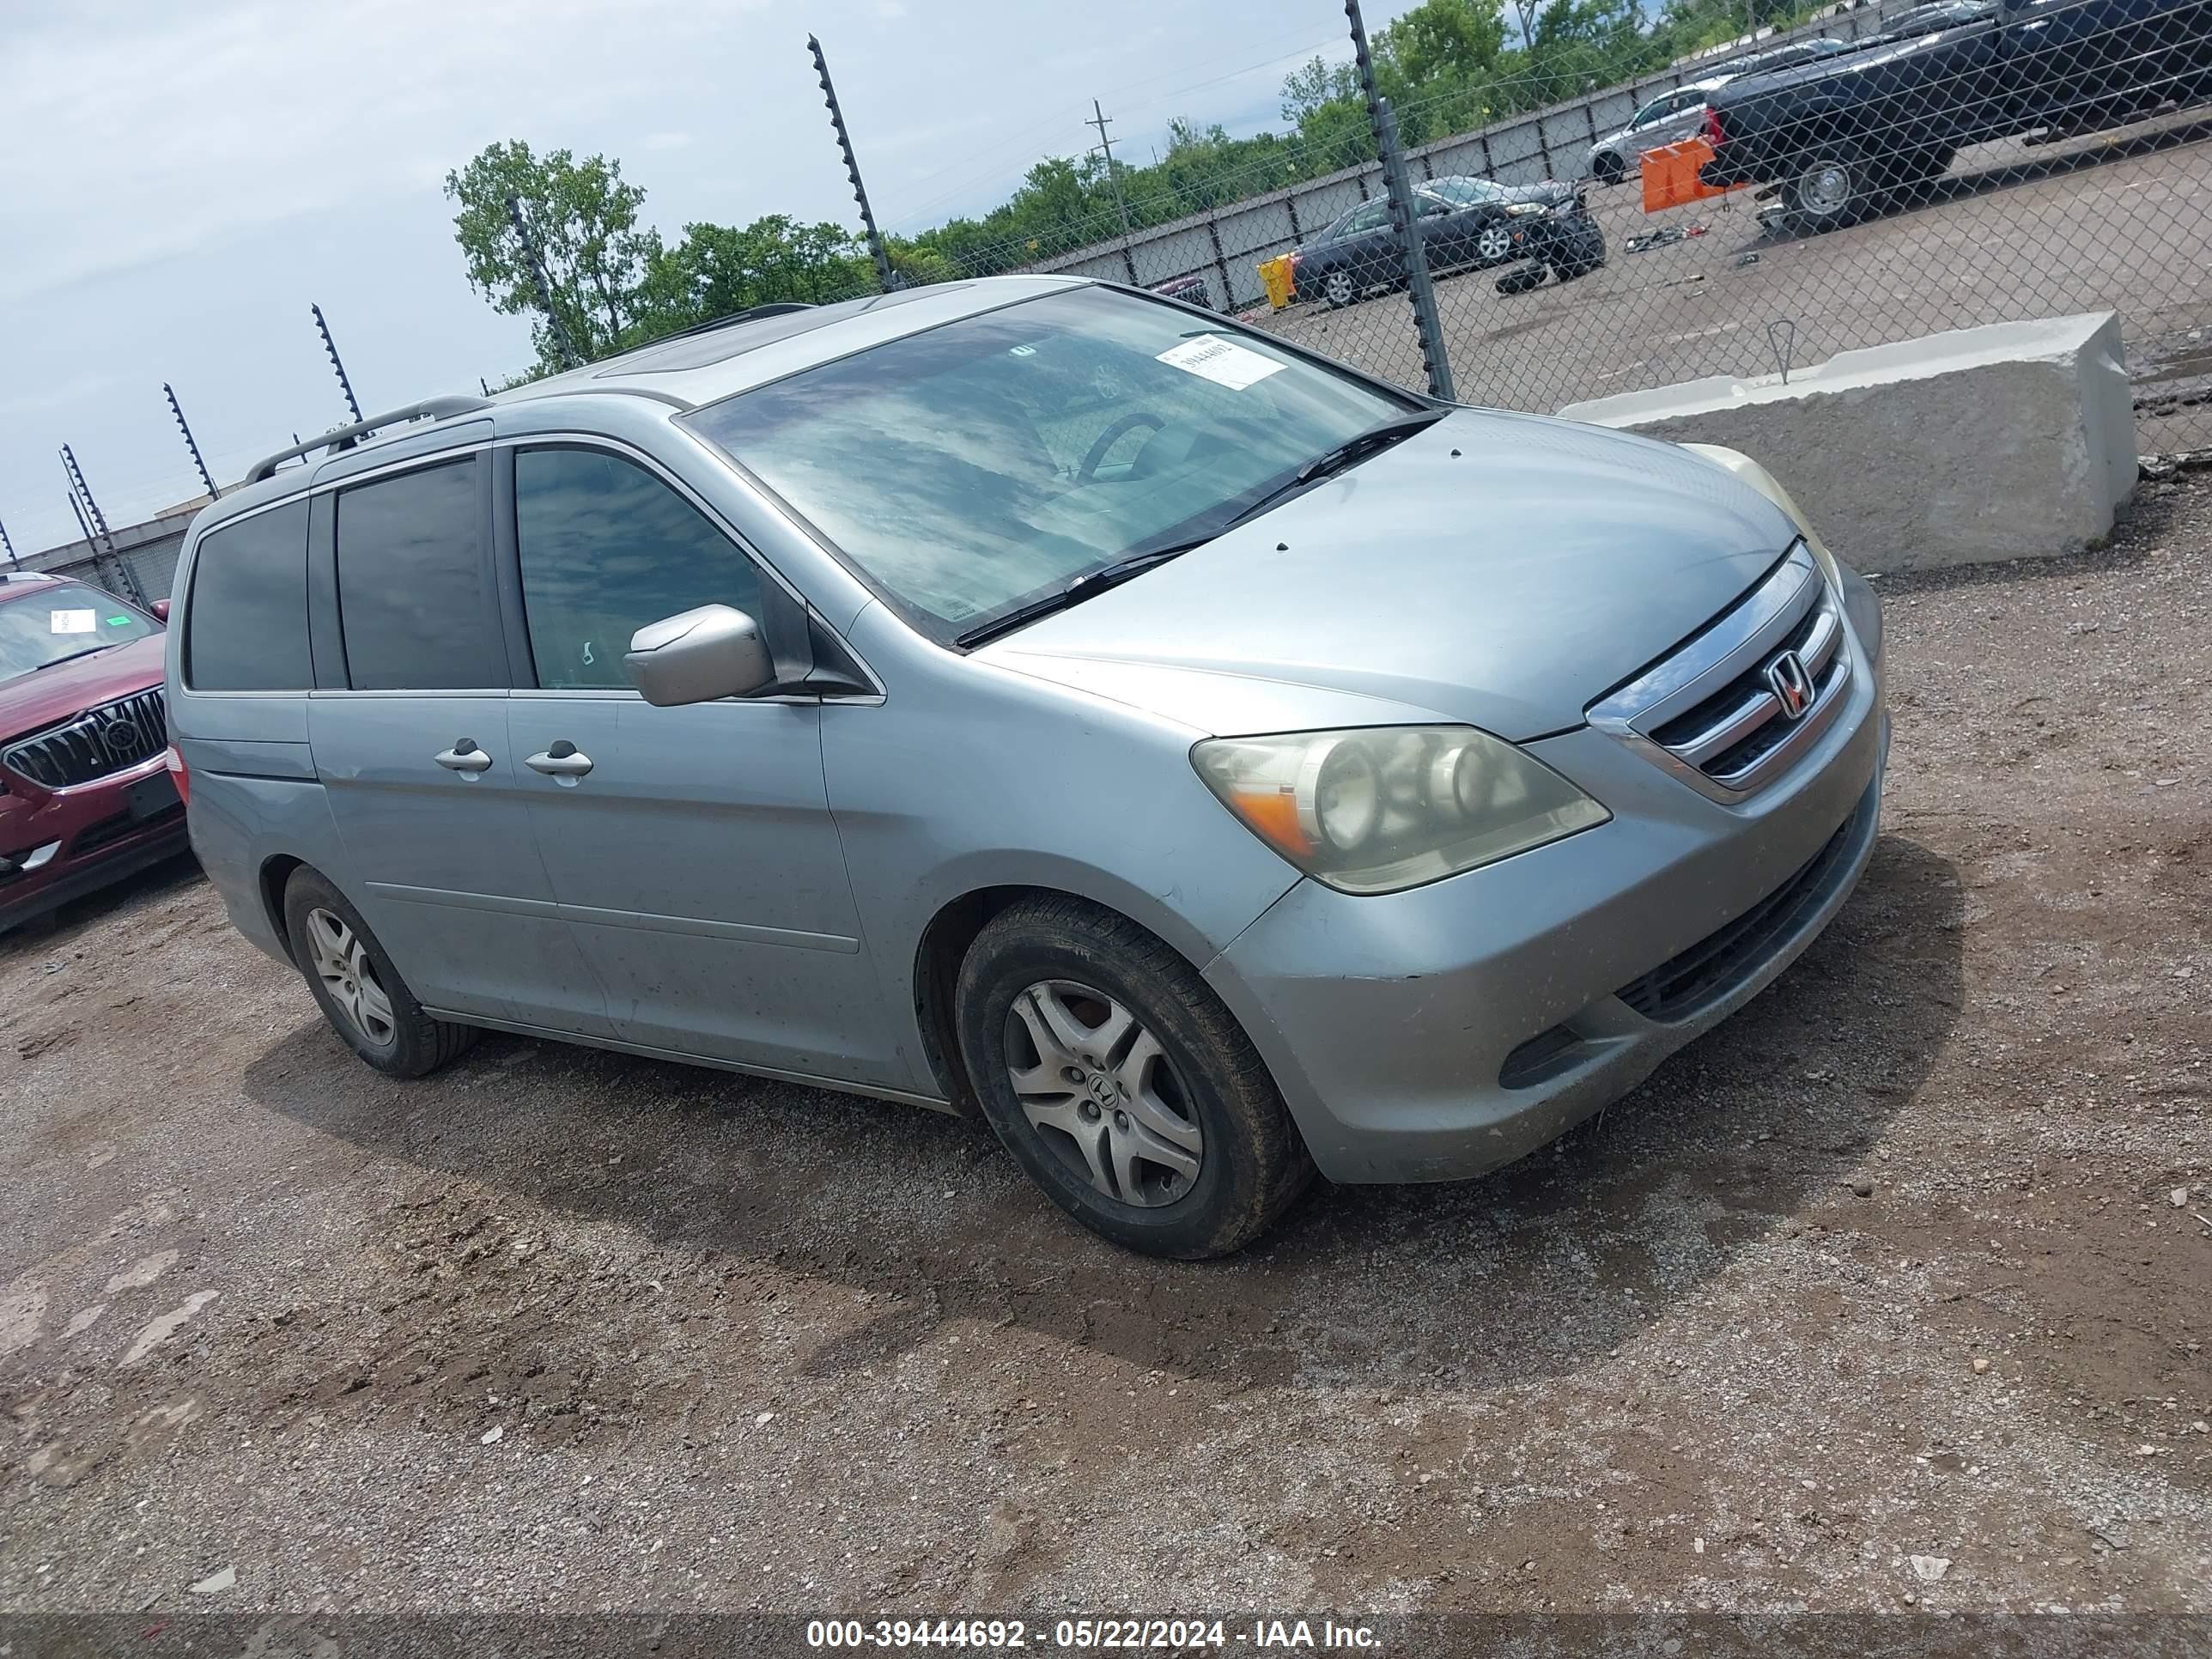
1002,979,1204,1208
1323,270,1355,307
306,907,398,1048
1477,224,1514,262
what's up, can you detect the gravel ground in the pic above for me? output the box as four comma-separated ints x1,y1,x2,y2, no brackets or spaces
3,478,2209,1623
1255,112,2212,458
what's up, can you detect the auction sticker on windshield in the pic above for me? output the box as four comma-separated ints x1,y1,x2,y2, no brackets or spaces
1156,334,1285,391
50,608,97,634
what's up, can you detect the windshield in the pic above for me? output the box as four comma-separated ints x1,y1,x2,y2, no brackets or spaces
0,583,159,684
683,286,1418,641
1430,177,1504,205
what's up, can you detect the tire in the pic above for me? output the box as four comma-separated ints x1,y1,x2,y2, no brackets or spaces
1882,145,1955,209
1592,152,1625,187
282,867,478,1079
1320,267,1358,309
953,896,1315,1259
1473,222,1516,266
1783,143,1872,233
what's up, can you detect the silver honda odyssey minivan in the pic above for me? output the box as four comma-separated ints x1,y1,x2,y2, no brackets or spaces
168,275,1886,1257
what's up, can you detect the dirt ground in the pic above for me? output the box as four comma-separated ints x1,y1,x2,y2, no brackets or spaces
3,478,2209,1625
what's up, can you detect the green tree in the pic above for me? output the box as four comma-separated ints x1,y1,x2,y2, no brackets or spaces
444,141,663,371
1383,0,1508,84
671,216,872,313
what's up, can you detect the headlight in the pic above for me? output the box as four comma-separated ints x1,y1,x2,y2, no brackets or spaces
1192,726,1609,895
1503,201,1547,217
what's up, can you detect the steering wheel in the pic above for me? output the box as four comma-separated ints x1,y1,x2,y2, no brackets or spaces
1078,412,1168,482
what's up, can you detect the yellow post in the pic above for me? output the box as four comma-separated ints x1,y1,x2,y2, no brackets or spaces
1258,254,1296,310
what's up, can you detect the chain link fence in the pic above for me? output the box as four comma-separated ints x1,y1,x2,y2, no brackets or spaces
904,0,2212,463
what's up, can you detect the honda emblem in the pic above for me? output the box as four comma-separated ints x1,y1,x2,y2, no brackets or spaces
1765,649,1814,719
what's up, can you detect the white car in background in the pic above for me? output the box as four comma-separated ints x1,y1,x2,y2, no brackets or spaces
1587,38,1854,185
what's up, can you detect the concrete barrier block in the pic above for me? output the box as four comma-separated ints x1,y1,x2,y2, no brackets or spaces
1558,313,2136,571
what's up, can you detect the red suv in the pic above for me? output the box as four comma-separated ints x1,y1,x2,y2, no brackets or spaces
0,571,189,932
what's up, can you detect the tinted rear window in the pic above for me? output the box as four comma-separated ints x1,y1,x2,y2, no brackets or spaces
185,501,313,691
333,458,505,690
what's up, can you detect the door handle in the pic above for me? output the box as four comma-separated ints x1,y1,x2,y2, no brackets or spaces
525,743,594,780
434,738,493,774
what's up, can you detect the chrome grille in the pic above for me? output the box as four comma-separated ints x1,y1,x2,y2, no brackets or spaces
1,689,168,790
1588,544,1851,804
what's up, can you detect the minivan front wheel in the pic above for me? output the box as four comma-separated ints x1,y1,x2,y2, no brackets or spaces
282,868,477,1078
954,897,1313,1257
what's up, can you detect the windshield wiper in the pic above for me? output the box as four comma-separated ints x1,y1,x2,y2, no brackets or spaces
1293,408,1450,487
29,645,114,672
955,546,1197,649
1209,408,1451,534
952,409,1449,651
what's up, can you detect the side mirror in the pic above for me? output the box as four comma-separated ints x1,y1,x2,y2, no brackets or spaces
152,599,172,623
623,604,775,707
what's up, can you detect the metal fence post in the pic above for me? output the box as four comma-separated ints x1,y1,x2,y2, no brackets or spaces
808,34,898,295
1379,100,1456,403
1205,212,1234,312
1345,0,1454,401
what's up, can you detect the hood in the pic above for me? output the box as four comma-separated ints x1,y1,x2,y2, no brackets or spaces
980,408,1798,741
1711,26,1966,111
1494,179,1571,208
0,633,167,744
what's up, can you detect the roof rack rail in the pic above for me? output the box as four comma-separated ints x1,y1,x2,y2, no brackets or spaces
243,395,493,485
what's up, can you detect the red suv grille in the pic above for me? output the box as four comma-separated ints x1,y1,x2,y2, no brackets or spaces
2,689,169,789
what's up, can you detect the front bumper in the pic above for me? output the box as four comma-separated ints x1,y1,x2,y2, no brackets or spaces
1203,625,1887,1185
0,754,191,930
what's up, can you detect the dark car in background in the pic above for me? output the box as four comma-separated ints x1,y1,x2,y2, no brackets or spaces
1702,0,2212,230
1294,175,1583,307
0,571,187,932
1149,272,1215,311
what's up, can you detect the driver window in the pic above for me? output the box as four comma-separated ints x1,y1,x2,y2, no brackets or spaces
514,447,764,691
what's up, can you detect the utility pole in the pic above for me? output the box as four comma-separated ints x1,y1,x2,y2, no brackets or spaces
808,34,898,294
311,302,364,425
1086,99,1137,248
1086,99,1140,286
164,383,221,502
506,196,582,370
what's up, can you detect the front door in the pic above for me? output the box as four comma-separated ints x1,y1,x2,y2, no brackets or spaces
310,452,613,1036
499,442,903,1086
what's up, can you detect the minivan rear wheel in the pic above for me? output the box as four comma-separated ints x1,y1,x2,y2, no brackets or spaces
283,868,477,1078
953,896,1313,1258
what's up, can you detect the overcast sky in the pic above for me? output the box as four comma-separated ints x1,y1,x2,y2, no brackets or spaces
0,0,1419,557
